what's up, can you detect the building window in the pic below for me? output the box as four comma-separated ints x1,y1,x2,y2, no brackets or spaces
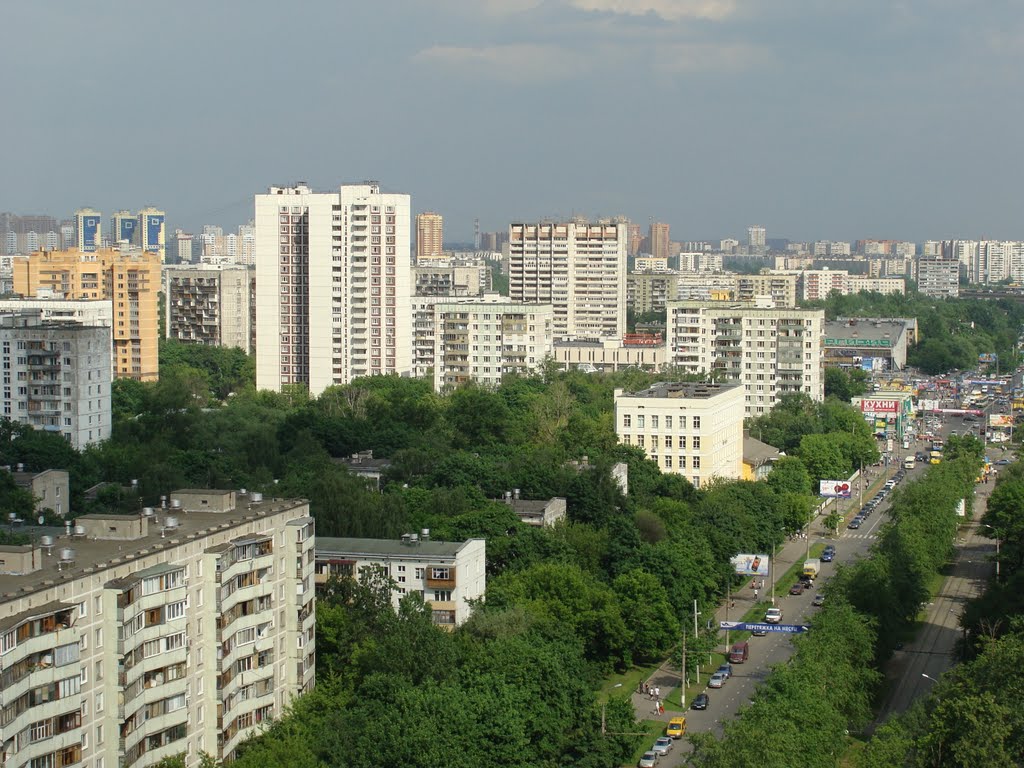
622,413,631,428
637,414,645,428
651,415,659,428
693,456,701,468
433,590,452,601
679,436,687,449
665,415,673,429
664,456,673,468
693,436,701,450
693,416,701,429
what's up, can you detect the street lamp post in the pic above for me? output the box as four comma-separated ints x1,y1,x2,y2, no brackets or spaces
693,599,701,684
771,539,777,607
980,523,1001,580
921,672,939,684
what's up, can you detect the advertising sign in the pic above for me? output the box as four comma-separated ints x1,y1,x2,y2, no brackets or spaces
825,337,892,348
720,621,808,634
819,480,852,498
859,398,901,413
979,353,998,363
861,357,874,371
730,554,770,577
989,414,1013,428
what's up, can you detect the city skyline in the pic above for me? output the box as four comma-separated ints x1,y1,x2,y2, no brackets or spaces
1,2,1023,242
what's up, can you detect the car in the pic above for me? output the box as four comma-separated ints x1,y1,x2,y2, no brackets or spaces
691,693,709,710
639,751,659,767
812,593,825,607
666,717,686,739
765,607,783,623
821,550,833,562
751,624,767,636
716,663,733,679
652,737,674,757
916,452,928,462
848,517,863,530
789,582,805,596
708,672,726,688
884,480,896,490
996,458,1011,465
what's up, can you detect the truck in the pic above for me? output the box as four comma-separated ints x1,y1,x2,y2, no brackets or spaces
802,559,821,580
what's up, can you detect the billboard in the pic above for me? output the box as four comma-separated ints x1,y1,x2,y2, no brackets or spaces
859,398,901,413
731,554,770,577
979,353,998,363
819,480,852,498
989,414,1013,428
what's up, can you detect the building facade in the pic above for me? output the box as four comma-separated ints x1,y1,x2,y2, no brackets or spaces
665,300,825,416
916,254,960,298
13,249,159,381
508,220,627,342
415,212,443,261
73,209,102,252
614,382,745,487
823,319,909,372
554,337,667,373
254,183,412,395
0,491,315,768
10,467,71,516
164,264,254,353
649,222,670,262
0,312,111,448
735,274,799,307
315,536,485,627
433,299,553,391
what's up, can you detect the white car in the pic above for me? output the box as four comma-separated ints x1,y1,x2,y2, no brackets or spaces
765,607,783,624
652,737,673,756
639,751,659,768
708,672,726,688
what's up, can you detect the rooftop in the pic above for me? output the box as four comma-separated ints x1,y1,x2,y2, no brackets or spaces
0,494,309,602
617,381,743,400
317,536,476,559
743,432,782,466
824,319,907,344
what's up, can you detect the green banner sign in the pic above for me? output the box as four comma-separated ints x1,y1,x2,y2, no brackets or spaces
825,337,892,348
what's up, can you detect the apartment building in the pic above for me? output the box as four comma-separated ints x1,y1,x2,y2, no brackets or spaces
13,250,159,381
254,182,412,395
412,263,488,297
508,220,626,342
10,467,70,517
415,212,443,261
315,535,485,627
735,274,798,307
678,252,723,272
848,277,905,295
665,300,825,416
0,312,111,449
0,490,316,768
164,265,254,353
627,272,680,314
633,256,670,273
649,222,670,262
73,210,102,253
433,299,553,391
614,381,744,487
916,254,960,298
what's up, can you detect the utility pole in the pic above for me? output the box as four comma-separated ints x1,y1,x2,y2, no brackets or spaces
725,581,731,651
693,599,701,684
771,540,776,607
680,631,687,707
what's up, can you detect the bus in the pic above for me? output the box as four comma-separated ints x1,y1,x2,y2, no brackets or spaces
904,456,916,470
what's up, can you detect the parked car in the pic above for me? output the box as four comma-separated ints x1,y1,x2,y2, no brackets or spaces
916,452,928,462
848,517,863,530
708,672,727,688
639,751,659,767
691,693,709,710
716,663,733,680
765,607,783,623
821,545,835,562
666,717,686,739
996,459,1011,465
652,737,674,757
812,593,825,607
789,582,805,596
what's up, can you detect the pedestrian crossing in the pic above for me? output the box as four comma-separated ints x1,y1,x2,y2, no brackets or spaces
842,532,878,540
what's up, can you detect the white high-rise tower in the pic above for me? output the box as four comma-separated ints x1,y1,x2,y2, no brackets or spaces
254,182,412,394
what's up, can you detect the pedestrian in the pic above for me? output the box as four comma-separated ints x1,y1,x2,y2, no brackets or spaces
754,589,759,600
659,702,665,715
655,686,660,700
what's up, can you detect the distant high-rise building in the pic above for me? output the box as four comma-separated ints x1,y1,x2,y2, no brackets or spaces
508,220,626,341
649,222,670,262
254,182,412,395
165,264,254,353
173,228,194,263
916,254,960,298
627,222,643,256
138,206,166,261
111,209,138,246
747,225,766,249
416,212,444,261
74,208,102,252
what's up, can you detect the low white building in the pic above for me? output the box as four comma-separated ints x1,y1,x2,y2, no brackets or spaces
315,536,486,627
614,381,744,488
554,337,666,373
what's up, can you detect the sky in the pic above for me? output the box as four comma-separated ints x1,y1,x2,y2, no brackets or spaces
2,0,1023,244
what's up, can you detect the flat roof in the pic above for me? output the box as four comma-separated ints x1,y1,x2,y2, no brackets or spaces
317,536,476,559
824,320,907,342
618,381,743,400
0,495,308,602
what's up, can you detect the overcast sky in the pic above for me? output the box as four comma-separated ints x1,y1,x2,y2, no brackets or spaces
2,0,1022,243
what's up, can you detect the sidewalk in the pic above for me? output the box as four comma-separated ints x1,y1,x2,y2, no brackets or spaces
630,462,898,724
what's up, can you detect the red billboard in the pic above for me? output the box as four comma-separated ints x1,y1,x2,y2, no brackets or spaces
860,398,900,413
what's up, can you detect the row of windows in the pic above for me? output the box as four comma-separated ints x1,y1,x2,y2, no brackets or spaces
622,414,701,430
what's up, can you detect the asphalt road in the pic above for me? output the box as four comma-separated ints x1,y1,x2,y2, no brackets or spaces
635,410,1000,767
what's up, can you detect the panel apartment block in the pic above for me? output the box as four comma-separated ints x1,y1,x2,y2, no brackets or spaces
0,491,315,768
254,183,412,395
164,265,253,353
508,221,626,342
0,313,111,449
614,382,744,487
315,536,485,628
666,300,825,416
